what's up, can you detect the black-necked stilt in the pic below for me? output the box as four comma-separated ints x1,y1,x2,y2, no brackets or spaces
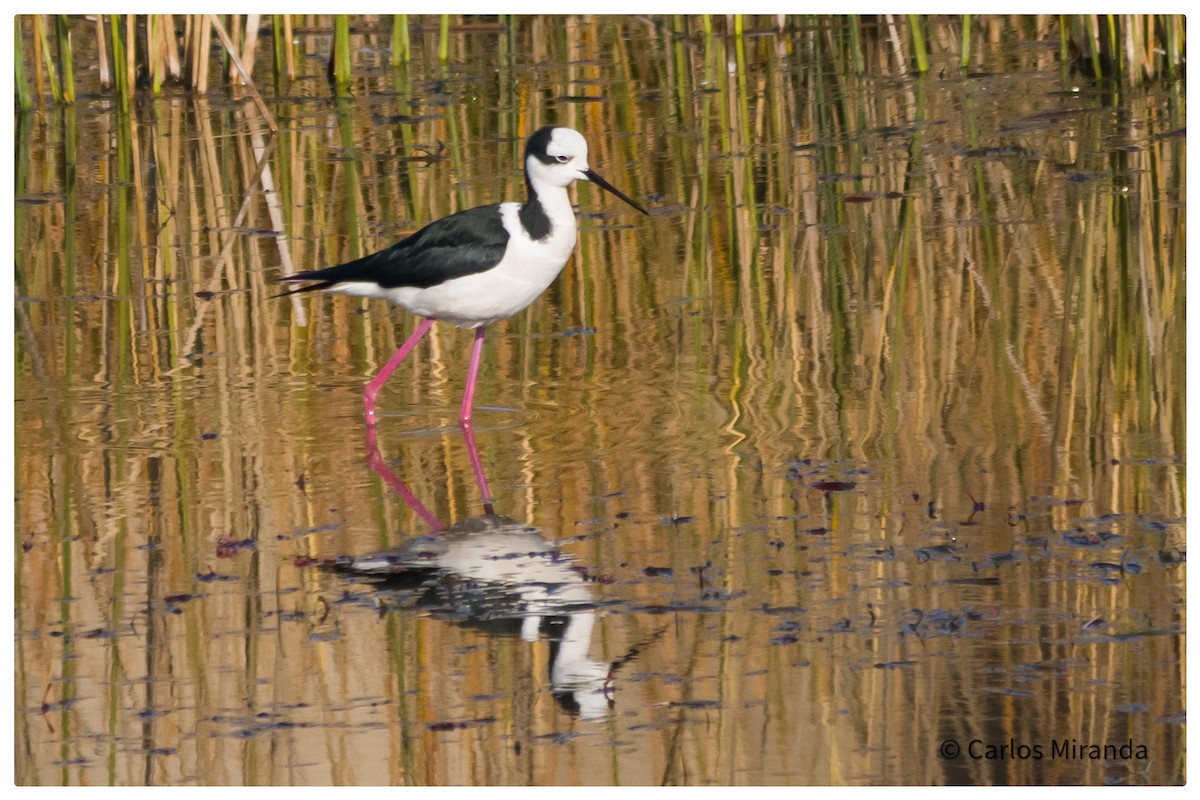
280,126,647,427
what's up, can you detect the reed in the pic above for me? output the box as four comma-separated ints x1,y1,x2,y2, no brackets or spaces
207,14,276,130
960,13,972,70
848,15,865,75
107,15,129,109
271,13,295,87
438,14,450,62
15,18,32,109
12,15,1189,111
391,14,410,64
1060,13,1185,82
232,13,261,86
147,15,163,93
54,15,75,102
13,15,1187,787
906,14,928,73
331,14,351,94
189,14,211,91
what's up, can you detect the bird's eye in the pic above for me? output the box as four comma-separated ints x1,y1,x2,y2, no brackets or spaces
554,155,570,164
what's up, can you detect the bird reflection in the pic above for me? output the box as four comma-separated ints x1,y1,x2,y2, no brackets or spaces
328,428,618,719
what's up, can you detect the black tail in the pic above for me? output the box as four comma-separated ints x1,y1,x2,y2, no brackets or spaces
273,253,396,299
271,274,337,300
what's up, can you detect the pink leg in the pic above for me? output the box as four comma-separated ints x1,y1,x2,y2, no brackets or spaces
458,326,493,510
458,326,487,427
461,421,495,513
364,317,435,426
365,423,443,531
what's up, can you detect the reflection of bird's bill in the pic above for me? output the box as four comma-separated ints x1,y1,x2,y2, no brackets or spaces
583,168,648,215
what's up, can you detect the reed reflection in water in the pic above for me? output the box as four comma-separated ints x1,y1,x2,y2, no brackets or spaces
14,15,1184,786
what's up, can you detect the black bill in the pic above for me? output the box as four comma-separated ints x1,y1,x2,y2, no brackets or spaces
583,168,648,215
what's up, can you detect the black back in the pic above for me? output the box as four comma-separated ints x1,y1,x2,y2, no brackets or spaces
283,204,511,291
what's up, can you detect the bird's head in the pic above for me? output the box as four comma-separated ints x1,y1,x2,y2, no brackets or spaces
525,126,647,214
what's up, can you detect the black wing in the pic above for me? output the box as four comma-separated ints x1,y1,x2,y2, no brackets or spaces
279,204,510,294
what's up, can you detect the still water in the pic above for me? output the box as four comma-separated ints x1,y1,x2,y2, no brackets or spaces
14,15,1185,785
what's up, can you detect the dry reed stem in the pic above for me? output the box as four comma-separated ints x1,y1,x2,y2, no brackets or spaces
206,14,277,131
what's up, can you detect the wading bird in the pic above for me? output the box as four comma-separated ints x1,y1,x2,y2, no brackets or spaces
279,126,647,427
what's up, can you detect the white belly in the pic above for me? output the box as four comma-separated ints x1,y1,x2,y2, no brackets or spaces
386,203,578,328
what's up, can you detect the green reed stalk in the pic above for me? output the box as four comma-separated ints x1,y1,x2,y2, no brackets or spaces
332,14,351,94
55,15,76,102
384,614,417,777
108,15,129,109
114,108,134,384
714,29,732,246
964,89,998,269
693,28,713,300
876,78,927,440
148,15,163,94
391,51,419,224
1061,189,1100,451
1162,15,1181,80
54,468,77,788
732,15,756,229
848,15,865,76
497,16,515,140
811,33,852,380
153,14,183,94
907,15,928,73
444,64,466,211
334,99,363,262
13,112,31,292
15,18,32,110
59,104,79,384
35,16,62,103
1105,15,1121,78
149,103,176,316
103,482,127,784
1088,16,1103,82
960,14,972,71
123,16,136,101
392,14,410,64
671,15,689,124
438,15,450,62
609,22,636,142
272,14,286,90
332,99,372,385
